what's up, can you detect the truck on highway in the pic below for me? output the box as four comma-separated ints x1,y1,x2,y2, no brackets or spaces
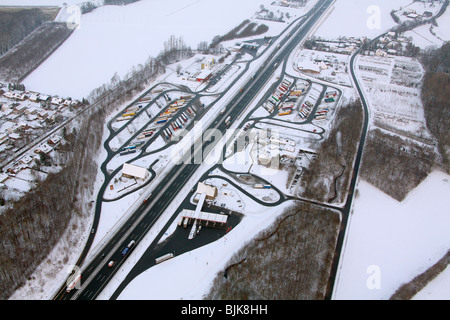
66,274,81,293
122,240,136,256
225,116,231,127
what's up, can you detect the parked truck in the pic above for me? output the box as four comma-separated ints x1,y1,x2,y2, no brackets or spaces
155,253,174,264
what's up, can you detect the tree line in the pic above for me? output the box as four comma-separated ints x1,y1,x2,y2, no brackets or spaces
420,42,450,173
0,8,56,56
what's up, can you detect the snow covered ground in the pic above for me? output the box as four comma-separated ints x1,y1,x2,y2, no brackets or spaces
355,54,433,140
333,171,450,300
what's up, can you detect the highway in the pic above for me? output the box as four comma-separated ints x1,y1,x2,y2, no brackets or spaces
54,0,335,300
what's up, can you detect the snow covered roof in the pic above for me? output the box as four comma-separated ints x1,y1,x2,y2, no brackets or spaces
122,163,149,180
196,69,212,80
298,59,321,73
51,97,63,105
34,143,52,154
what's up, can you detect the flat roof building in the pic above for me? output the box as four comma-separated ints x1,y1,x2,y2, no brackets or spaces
122,163,149,180
196,182,218,200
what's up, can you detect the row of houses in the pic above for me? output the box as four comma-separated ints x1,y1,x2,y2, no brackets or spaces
1,89,80,107
372,31,419,57
0,103,60,122
0,89,82,151
305,36,366,56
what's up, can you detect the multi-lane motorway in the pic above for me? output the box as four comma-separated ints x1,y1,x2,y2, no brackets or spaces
54,0,335,300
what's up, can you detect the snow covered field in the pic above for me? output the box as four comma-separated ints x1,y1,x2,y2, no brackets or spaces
433,7,450,42
333,171,450,300
314,0,412,39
